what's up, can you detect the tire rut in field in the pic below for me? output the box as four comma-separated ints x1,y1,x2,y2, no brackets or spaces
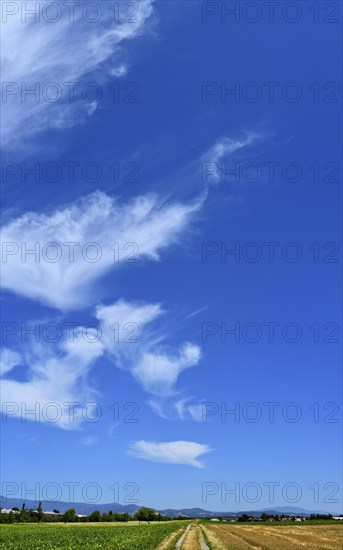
199,527,211,550
201,525,227,550
156,528,184,550
175,524,191,549
175,524,210,550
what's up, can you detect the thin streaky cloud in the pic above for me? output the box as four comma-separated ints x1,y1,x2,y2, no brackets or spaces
96,300,202,397
0,348,22,377
128,440,211,468
0,329,104,430
1,0,156,148
1,299,202,428
1,191,201,310
202,131,264,183
185,306,209,320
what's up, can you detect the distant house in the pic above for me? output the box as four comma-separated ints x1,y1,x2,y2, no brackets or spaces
295,517,304,522
333,517,343,520
267,518,275,522
210,518,220,522
0,509,19,514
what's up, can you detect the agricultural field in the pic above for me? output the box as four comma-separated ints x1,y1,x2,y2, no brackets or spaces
202,522,343,550
0,521,187,550
1,521,342,549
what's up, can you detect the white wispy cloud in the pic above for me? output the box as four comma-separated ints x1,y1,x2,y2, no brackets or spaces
96,299,202,397
133,343,201,396
184,306,209,320
0,329,104,429
1,191,200,310
1,299,202,427
0,348,22,377
149,397,205,422
202,131,262,183
128,440,211,468
1,0,155,148
175,398,205,423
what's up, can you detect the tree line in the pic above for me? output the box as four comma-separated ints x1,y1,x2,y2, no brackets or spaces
0,503,175,524
236,513,336,522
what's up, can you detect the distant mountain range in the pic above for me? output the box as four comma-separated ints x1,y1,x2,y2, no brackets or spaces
158,506,339,518
0,497,338,517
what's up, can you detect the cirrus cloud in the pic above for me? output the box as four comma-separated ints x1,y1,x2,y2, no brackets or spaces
1,191,201,310
1,299,202,428
1,0,156,148
128,440,212,468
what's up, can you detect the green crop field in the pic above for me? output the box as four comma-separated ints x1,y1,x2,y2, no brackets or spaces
0,522,186,550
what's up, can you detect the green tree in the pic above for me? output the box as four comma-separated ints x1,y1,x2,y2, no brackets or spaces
53,509,60,514
8,512,15,524
134,507,156,522
89,510,101,522
37,502,43,522
18,503,29,523
63,508,77,523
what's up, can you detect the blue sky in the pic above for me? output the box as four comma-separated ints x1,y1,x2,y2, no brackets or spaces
0,1,342,513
